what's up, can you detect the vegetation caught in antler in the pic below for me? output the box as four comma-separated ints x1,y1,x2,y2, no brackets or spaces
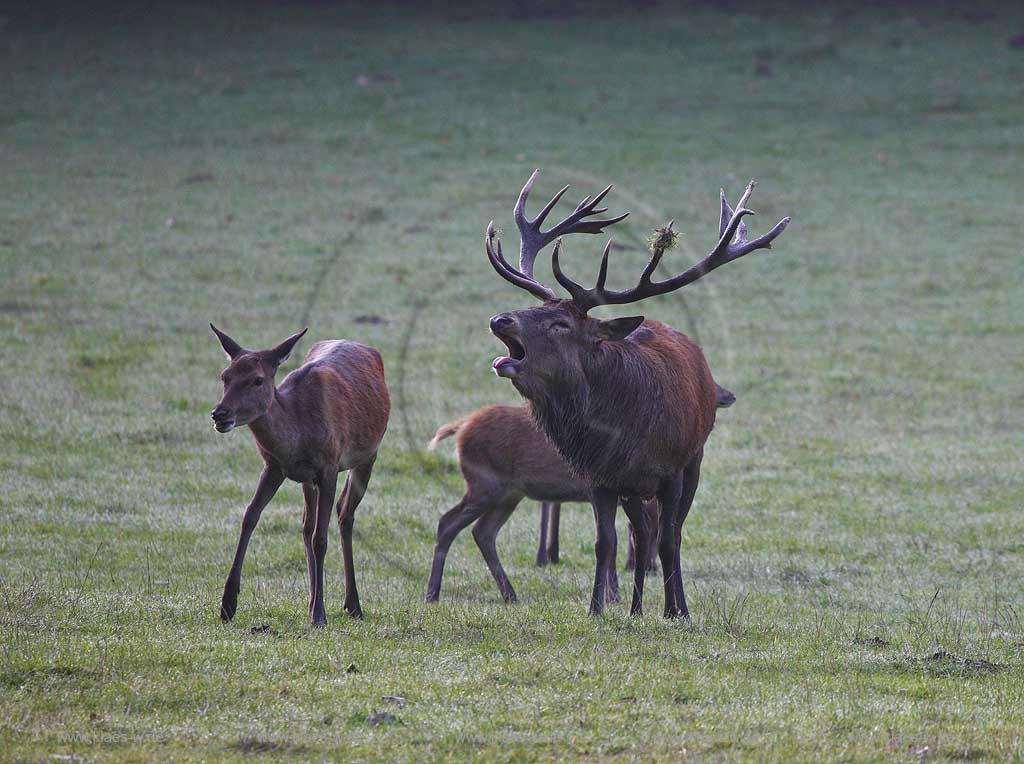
551,181,791,313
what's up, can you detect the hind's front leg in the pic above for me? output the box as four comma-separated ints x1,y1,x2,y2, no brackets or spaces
221,466,283,621
309,470,337,627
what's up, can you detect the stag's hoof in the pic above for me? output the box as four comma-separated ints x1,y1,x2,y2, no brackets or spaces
345,603,364,620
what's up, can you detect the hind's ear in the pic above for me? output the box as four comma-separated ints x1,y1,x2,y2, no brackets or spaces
210,324,245,359
270,328,308,366
595,316,644,342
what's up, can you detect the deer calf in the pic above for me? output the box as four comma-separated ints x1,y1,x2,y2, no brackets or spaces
424,404,658,604
209,325,389,626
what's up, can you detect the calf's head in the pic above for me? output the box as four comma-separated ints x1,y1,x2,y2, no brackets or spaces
209,325,306,432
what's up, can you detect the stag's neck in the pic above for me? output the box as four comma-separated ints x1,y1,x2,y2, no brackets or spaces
528,349,659,491
247,389,300,466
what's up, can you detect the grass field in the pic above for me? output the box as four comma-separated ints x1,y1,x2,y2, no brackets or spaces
2,3,1023,761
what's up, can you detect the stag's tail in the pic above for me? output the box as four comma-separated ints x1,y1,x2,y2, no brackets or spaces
715,384,736,408
428,418,465,450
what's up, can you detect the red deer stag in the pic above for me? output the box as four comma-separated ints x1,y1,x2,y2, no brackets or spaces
484,171,788,617
209,326,390,626
424,404,659,604
538,379,735,571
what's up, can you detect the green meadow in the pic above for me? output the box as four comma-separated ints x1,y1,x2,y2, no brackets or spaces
2,3,1023,761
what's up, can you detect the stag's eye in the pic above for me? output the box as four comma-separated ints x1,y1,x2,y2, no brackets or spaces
253,376,264,387
549,322,571,333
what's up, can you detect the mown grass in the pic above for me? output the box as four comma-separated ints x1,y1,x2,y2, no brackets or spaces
2,2,1023,762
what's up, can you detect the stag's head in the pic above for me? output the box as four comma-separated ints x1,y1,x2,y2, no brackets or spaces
485,170,790,398
209,325,306,432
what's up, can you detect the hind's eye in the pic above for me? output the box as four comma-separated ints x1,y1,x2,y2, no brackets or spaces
253,376,264,387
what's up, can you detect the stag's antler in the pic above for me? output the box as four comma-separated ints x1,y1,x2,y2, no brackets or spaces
485,170,629,302
552,181,790,313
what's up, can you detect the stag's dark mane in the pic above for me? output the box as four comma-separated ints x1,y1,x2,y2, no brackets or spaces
527,321,715,497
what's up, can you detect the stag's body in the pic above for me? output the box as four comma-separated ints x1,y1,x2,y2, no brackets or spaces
483,170,788,618
424,404,657,603
525,318,717,497
210,327,389,626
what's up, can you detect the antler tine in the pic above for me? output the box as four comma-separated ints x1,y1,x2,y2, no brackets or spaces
485,221,556,302
638,219,675,285
594,240,612,292
485,170,628,303
559,182,790,313
552,238,617,312
514,170,628,279
551,238,593,306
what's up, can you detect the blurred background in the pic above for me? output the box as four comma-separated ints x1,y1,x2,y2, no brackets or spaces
2,2,1023,760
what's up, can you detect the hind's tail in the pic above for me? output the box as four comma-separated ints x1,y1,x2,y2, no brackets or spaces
715,384,736,408
428,418,464,450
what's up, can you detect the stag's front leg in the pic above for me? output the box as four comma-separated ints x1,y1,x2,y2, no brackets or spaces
221,465,284,622
309,469,338,627
589,487,618,615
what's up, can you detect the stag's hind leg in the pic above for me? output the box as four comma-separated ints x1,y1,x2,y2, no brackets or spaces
335,454,377,619
657,475,685,619
669,450,703,619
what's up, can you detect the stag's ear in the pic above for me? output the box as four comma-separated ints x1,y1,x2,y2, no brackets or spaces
270,328,308,366
210,323,245,359
595,316,645,342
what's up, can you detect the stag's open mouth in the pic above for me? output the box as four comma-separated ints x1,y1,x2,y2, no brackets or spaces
492,331,526,378
213,419,235,433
